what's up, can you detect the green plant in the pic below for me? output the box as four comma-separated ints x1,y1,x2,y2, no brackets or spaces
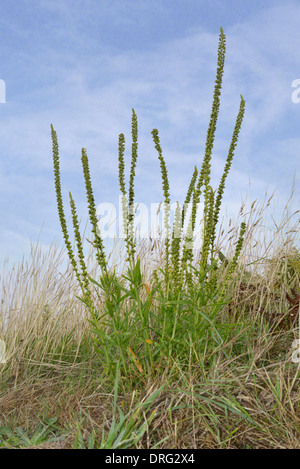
0,418,62,448
73,362,164,449
51,28,247,377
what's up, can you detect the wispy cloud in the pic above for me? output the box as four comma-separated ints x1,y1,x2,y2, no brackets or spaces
0,1,299,275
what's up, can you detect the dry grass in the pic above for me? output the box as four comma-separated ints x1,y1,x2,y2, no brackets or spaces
0,188,299,449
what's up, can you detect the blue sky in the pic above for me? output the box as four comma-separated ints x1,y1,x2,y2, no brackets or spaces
0,0,299,278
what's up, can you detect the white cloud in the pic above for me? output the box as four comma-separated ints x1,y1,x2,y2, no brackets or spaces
0,1,299,277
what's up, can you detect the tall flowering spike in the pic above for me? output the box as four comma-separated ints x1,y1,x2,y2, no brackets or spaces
128,109,138,211
126,109,139,261
200,185,215,273
182,165,198,227
211,95,246,253
182,28,227,273
190,27,226,232
118,133,126,196
118,133,129,243
171,201,183,291
180,165,198,270
151,128,171,282
51,124,83,289
69,191,91,298
203,27,226,185
151,129,170,205
81,148,107,273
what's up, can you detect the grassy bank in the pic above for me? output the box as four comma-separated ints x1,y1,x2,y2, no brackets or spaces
0,28,299,449
0,193,299,449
